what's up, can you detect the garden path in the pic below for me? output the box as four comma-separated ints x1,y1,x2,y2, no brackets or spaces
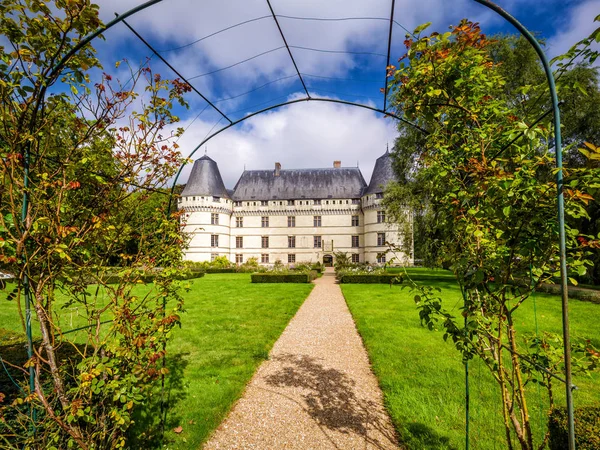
203,268,400,449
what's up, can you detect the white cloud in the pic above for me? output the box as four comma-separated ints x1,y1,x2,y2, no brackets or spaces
172,94,398,188
547,0,600,58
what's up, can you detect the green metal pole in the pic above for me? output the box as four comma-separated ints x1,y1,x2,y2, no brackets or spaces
20,144,36,427
473,2,575,449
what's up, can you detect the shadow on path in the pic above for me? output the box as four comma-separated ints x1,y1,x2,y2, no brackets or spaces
264,353,398,449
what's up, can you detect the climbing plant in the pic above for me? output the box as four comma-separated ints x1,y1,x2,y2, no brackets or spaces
386,20,600,449
0,1,191,448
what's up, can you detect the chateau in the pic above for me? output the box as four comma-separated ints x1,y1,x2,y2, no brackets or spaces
178,149,412,266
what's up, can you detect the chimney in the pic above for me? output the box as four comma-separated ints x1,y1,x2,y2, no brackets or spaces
275,162,281,177
333,160,341,168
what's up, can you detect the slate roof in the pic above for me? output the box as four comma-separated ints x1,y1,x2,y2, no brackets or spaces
181,155,230,198
364,150,396,195
231,167,367,201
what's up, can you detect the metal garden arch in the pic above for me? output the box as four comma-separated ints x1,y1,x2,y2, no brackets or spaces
27,0,575,448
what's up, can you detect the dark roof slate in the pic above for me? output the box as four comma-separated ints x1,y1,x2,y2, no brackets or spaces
364,150,396,195
181,155,230,198
231,167,367,201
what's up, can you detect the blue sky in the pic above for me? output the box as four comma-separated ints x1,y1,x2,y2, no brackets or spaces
91,0,600,187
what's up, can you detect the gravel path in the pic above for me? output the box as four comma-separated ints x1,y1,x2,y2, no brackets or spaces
203,268,400,450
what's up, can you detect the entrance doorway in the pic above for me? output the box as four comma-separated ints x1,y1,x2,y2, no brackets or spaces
323,254,333,267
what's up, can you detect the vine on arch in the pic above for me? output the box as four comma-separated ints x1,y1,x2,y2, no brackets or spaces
386,21,600,449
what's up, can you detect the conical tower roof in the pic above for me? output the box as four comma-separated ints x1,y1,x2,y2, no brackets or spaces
364,149,396,195
181,155,230,198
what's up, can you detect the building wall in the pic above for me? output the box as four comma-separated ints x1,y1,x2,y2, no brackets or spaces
180,195,413,265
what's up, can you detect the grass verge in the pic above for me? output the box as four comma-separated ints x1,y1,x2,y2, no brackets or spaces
341,271,599,450
0,273,313,448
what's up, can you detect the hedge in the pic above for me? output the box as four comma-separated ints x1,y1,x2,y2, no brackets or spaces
251,273,312,283
205,267,237,273
338,274,403,284
98,271,205,284
549,407,600,450
537,283,600,304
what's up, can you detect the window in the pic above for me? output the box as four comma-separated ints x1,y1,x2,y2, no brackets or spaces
352,254,360,263
288,200,295,206
261,253,269,263
236,217,243,227
377,210,386,223
314,236,322,248
211,235,219,247
235,201,242,206
314,216,321,227
375,192,384,199
236,236,243,248
352,235,359,248
314,199,321,205
236,254,243,264
211,253,218,261
261,200,268,206
261,236,269,248
352,198,360,204
288,236,296,248
377,232,386,246
288,216,295,227
352,215,359,226
213,196,221,202
377,254,387,264
261,216,269,227
332,200,336,204
288,254,296,263
211,213,219,225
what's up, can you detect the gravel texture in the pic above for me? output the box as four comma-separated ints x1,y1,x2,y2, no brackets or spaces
203,268,400,449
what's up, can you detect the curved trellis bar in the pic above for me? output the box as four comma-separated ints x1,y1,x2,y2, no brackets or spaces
22,1,574,448
472,3,572,449
166,96,427,213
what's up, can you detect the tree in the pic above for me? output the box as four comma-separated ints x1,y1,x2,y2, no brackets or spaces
0,1,191,447
385,30,600,273
386,20,600,450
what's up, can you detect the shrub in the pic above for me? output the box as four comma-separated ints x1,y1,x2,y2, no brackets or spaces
536,284,600,304
251,273,312,283
338,274,403,284
549,407,600,450
205,268,237,274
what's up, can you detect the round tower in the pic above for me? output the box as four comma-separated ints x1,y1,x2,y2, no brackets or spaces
179,155,232,262
362,149,412,265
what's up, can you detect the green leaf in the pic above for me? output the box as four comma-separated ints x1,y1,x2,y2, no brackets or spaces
413,22,432,34
503,206,511,217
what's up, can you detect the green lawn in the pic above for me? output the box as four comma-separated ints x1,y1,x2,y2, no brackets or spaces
0,274,313,448
341,270,600,450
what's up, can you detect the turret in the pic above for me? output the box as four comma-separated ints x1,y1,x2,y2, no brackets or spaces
362,149,410,264
179,155,232,262
181,155,230,199
364,148,395,197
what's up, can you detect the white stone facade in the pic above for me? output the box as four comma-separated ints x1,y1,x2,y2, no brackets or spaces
178,153,412,266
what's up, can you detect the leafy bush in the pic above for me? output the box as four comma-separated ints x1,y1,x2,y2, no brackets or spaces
251,273,313,283
338,274,403,284
205,268,237,274
549,407,600,450
536,284,600,304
